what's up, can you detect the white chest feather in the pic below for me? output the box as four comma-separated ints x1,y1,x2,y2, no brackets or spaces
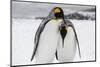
35,19,62,63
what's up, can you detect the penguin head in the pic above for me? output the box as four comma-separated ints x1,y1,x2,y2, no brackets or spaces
59,24,67,48
52,7,64,19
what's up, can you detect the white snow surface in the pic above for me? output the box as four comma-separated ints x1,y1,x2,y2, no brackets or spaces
12,18,95,65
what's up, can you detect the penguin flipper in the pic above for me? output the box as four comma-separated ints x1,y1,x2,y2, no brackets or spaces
31,22,42,61
72,25,81,58
65,19,81,58
55,51,58,60
31,19,51,61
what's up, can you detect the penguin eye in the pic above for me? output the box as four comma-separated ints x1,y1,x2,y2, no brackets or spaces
54,8,61,13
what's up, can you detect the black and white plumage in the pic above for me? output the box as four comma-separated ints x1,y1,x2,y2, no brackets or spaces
57,19,81,62
31,7,81,63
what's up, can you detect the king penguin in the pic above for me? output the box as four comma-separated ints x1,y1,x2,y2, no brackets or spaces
56,20,81,62
31,7,81,63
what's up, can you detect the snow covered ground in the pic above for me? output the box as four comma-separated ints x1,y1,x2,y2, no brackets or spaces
12,18,95,65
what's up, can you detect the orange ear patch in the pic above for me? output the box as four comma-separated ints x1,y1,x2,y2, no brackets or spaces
54,8,61,13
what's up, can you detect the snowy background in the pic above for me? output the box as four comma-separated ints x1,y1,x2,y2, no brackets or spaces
12,1,96,66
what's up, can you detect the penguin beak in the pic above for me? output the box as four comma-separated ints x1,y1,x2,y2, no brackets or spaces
59,25,67,48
